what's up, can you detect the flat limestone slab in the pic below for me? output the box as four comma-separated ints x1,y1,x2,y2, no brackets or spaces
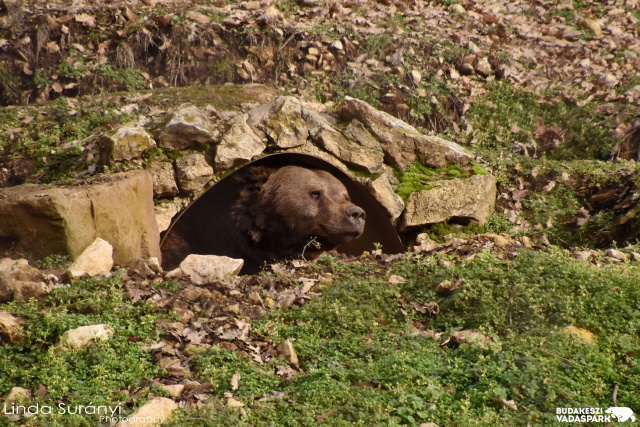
0,170,160,264
402,174,497,229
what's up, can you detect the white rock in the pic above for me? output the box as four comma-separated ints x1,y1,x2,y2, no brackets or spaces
116,397,178,427
175,154,213,195
161,384,185,398
368,173,405,221
157,104,218,150
413,233,439,252
179,254,244,285
65,238,114,280
215,113,266,171
411,69,422,84
0,311,25,342
99,126,156,164
608,249,629,261
402,175,497,229
57,324,114,350
4,387,31,404
147,160,179,198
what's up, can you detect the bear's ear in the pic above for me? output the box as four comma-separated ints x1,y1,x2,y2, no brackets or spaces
236,165,274,193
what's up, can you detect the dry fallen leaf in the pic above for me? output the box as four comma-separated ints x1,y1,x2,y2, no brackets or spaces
74,13,96,27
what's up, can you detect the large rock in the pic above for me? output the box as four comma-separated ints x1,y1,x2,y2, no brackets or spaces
305,109,385,174
65,238,114,280
402,175,497,229
0,170,161,264
11,280,53,302
98,126,156,165
157,104,218,150
341,97,473,170
214,113,266,172
146,160,179,198
175,153,214,195
368,173,405,221
154,199,185,233
251,96,309,149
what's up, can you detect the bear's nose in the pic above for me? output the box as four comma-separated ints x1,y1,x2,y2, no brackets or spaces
346,206,366,221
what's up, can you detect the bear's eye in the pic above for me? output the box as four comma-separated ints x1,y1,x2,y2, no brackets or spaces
310,190,321,199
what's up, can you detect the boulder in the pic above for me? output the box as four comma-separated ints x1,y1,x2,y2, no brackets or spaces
367,173,405,221
402,175,497,229
146,160,179,198
283,141,353,177
0,170,160,264
56,324,114,350
251,96,309,149
65,238,114,280
341,97,473,170
154,199,185,233
98,126,156,165
157,104,218,150
214,113,266,171
305,109,384,174
178,254,244,285
175,154,214,195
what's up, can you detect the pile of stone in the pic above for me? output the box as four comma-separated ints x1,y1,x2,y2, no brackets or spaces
0,93,497,268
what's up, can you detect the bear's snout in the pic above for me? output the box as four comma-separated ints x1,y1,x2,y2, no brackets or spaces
345,205,366,236
346,205,366,222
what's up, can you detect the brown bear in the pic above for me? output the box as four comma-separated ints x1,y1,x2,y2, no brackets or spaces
161,165,366,274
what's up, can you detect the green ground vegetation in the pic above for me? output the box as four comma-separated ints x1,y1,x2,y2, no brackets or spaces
0,274,170,427
171,250,640,425
2,250,638,425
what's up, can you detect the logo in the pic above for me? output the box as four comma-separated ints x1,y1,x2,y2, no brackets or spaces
606,407,637,423
555,407,636,423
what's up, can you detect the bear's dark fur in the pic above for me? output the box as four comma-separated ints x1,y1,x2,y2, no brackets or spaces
161,165,366,274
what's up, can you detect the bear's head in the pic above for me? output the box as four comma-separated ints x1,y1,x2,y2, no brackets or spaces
231,165,366,261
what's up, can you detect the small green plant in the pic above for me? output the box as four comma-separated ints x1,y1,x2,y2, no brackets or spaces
277,0,300,16
31,254,72,270
301,237,322,261
96,65,146,90
365,33,395,59
33,68,51,87
56,56,90,80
